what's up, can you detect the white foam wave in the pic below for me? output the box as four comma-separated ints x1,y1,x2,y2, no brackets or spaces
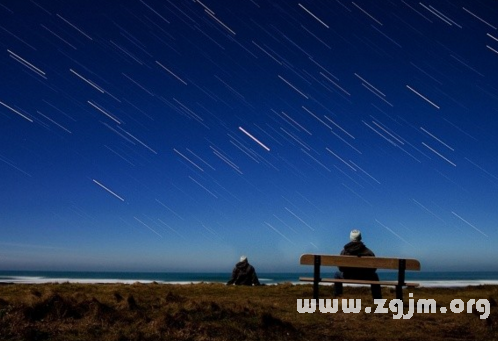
0,276,205,285
1,276,498,287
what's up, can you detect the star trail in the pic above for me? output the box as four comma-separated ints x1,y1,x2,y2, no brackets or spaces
0,0,497,272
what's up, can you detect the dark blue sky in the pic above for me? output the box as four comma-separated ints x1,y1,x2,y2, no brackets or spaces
1,0,497,272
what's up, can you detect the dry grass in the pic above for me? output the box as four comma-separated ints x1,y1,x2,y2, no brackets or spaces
0,282,497,340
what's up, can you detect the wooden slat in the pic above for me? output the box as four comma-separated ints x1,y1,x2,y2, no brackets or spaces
299,277,419,287
300,254,421,270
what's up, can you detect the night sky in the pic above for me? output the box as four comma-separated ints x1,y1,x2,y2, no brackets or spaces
1,0,497,272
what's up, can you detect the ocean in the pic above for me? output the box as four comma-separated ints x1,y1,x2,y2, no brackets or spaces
1,270,498,287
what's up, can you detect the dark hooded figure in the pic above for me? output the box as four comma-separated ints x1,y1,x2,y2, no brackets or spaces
227,256,261,286
334,230,382,299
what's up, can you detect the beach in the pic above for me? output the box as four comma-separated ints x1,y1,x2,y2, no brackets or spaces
0,282,496,341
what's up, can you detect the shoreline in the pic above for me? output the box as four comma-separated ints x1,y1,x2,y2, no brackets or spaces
2,276,498,288
2,270,498,287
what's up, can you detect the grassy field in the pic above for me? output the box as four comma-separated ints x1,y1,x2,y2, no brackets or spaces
0,282,497,340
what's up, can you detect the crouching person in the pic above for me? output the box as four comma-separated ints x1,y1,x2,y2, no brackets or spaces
227,255,261,286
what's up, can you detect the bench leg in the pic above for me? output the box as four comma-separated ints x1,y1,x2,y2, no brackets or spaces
313,280,319,301
396,259,406,301
313,255,320,300
396,285,403,301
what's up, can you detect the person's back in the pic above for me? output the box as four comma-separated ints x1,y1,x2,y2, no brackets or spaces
339,233,376,277
334,229,382,299
227,256,261,286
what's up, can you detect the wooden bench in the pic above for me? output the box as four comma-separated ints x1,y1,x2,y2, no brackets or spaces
299,254,421,301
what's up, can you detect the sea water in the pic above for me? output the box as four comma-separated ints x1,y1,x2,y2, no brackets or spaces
1,270,498,287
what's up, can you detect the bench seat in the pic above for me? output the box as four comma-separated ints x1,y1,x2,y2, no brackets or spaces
299,254,421,301
299,277,420,287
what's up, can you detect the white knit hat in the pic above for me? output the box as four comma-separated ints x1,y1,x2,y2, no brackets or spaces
240,255,247,262
350,229,362,242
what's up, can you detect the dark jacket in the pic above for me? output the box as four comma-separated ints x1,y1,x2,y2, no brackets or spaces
227,261,260,286
339,241,377,277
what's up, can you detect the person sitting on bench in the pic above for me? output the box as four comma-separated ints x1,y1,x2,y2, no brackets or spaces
334,229,382,299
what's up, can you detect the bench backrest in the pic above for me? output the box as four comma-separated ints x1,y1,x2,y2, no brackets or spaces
300,254,421,271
